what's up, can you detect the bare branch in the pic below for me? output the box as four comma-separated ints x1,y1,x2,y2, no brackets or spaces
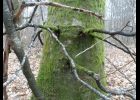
37,30,44,45
28,6,38,23
16,23,136,57
111,36,136,63
105,57,136,89
75,36,111,58
28,0,41,23
16,23,136,38
23,1,103,19
95,79,136,100
76,64,136,100
14,23,136,99
32,29,44,45
92,35,136,56
86,29,136,37
107,60,133,75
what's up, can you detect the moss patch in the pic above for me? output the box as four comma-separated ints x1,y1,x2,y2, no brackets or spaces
32,0,106,100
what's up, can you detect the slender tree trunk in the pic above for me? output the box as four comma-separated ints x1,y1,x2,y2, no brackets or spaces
3,0,44,99
34,0,106,100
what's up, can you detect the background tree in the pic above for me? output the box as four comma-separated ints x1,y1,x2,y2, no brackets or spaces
105,0,136,46
33,0,106,99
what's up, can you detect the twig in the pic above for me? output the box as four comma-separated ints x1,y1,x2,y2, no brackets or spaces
93,35,136,56
111,36,136,63
33,30,44,45
37,30,44,45
121,21,133,32
75,36,111,58
3,27,38,87
107,60,134,75
105,57,136,89
95,79,136,100
28,6,38,23
77,64,136,100
28,0,41,23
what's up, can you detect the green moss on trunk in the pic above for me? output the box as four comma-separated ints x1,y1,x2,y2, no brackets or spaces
32,0,106,100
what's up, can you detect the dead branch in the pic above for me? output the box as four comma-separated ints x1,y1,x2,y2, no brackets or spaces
76,64,136,100
75,36,111,58
105,57,136,89
107,60,133,75
28,0,41,23
111,36,136,62
93,35,136,56
22,1,103,19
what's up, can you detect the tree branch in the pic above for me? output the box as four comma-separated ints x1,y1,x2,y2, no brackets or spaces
105,57,136,89
86,29,136,37
3,0,44,99
111,36,136,62
22,1,103,19
16,23,136,57
77,64,136,100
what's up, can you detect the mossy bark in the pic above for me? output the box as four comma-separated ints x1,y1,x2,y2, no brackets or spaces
32,0,106,100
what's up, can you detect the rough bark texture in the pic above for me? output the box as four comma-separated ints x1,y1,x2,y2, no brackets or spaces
33,0,106,100
3,0,44,99
3,35,10,100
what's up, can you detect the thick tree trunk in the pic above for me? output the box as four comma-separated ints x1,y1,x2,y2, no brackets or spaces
34,0,106,100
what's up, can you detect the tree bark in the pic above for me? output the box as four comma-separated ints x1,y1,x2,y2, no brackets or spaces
3,0,44,99
34,0,106,100
3,35,10,100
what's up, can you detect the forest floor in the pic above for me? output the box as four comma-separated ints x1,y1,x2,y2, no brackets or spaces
6,45,136,100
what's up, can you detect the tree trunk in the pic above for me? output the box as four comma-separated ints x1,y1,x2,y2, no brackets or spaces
33,0,106,100
3,0,44,99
